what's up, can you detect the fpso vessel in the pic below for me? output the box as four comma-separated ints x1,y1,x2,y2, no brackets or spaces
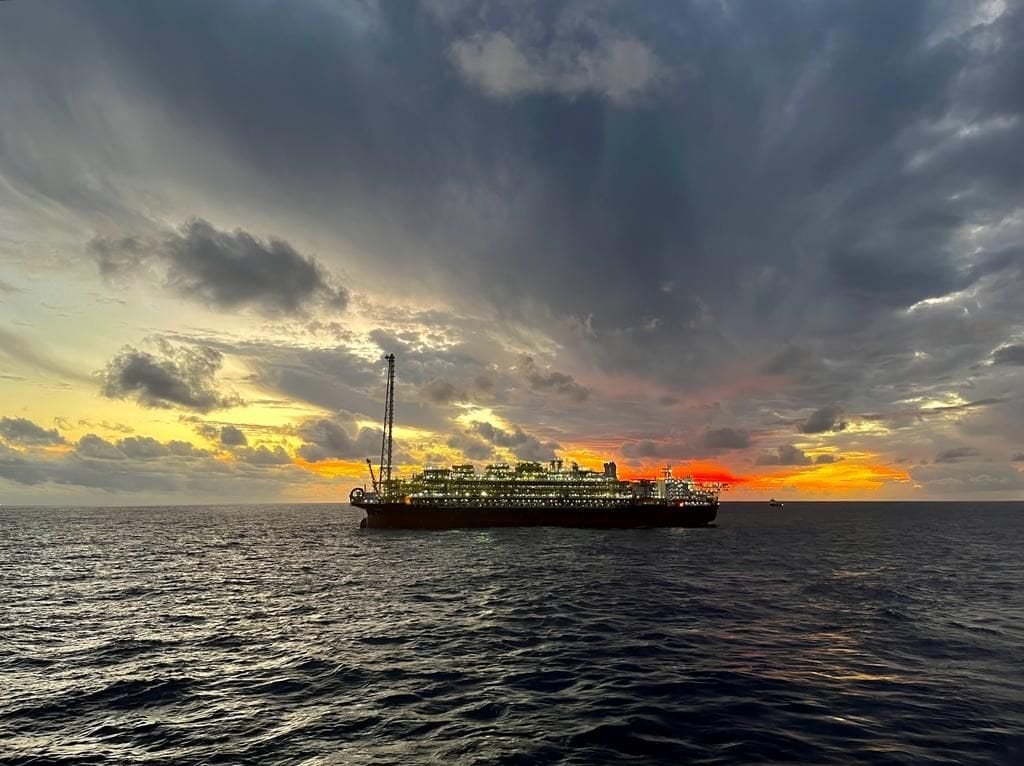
350,355,722,529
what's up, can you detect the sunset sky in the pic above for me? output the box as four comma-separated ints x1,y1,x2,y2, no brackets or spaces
2,0,1023,504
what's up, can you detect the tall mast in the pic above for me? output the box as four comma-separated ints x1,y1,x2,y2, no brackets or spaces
378,354,396,493
385,353,395,487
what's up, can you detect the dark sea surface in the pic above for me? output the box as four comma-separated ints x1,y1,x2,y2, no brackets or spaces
2,502,1023,765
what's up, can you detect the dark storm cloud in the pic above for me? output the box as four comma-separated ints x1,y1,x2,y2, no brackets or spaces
815,454,841,465
517,355,589,402
798,406,848,435
934,446,982,464
0,416,65,445
620,439,689,460
992,344,1024,365
6,0,1024,348
762,346,822,377
446,432,493,461
756,444,812,467
471,421,558,461
99,341,242,412
620,426,748,461
421,379,465,405
295,416,382,463
218,425,248,447
88,219,348,316
698,428,750,451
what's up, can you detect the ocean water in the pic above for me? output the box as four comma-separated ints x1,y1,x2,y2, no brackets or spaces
2,502,1023,765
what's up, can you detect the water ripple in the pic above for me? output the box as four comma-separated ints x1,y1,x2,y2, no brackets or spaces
1,502,1023,764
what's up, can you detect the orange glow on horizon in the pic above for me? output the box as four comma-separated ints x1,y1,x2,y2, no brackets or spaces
742,459,911,495
614,456,910,496
294,457,368,480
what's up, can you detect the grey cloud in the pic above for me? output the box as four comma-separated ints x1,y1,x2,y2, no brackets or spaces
0,443,46,485
88,219,348,316
0,416,65,445
910,460,1024,494
75,434,126,460
621,439,691,460
955,396,1024,446
421,379,465,405
168,440,211,458
756,444,812,466
518,355,589,402
762,346,822,377
934,446,981,463
100,341,242,412
1012,452,1024,462
117,436,172,459
992,344,1024,365
0,280,19,293
296,417,382,462
620,427,747,460
0,431,304,498
367,329,409,355
474,374,495,394
471,420,558,461
698,427,750,450
814,454,841,464
89,234,150,280
192,422,220,442
204,334,460,435
510,439,559,463
78,430,210,460
234,445,291,465
219,425,248,447
446,432,493,461
798,406,848,434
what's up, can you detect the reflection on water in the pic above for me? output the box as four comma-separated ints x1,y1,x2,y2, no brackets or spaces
1,501,1023,764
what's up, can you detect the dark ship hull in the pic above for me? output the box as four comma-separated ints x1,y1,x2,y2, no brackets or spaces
356,501,718,529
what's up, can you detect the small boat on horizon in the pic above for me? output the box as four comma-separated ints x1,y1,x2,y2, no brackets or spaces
769,498,784,508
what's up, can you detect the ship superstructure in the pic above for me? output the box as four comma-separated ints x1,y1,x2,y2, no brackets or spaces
350,355,723,528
